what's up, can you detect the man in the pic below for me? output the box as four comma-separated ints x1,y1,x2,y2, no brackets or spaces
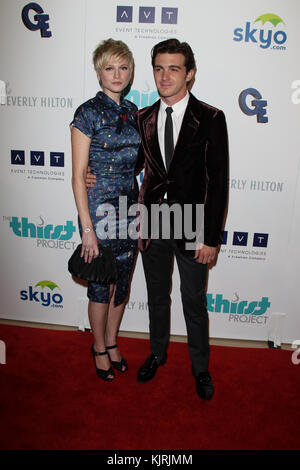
87,39,228,400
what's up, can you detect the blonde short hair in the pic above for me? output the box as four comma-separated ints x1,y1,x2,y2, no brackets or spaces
93,38,134,78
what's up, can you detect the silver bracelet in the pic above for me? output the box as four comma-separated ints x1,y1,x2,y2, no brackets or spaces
83,227,91,233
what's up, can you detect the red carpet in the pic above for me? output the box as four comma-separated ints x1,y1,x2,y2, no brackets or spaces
0,323,299,450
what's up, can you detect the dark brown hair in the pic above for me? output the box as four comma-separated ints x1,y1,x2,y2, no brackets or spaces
151,38,196,73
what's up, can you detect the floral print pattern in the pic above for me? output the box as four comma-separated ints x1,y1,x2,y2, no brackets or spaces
71,92,140,305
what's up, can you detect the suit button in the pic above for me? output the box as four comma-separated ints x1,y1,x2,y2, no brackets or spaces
166,179,170,185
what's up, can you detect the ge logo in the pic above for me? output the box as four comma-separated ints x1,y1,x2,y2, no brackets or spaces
239,88,268,123
22,2,52,38
291,340,300,365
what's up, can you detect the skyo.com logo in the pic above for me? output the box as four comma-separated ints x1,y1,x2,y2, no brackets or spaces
20,280,63,308
233,13,287,50
22,2,52,38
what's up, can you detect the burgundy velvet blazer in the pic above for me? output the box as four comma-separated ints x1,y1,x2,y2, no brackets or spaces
135,92,229,252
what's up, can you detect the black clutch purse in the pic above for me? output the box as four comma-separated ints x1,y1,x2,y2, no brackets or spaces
68,244,118,284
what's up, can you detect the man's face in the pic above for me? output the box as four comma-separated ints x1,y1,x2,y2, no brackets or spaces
153,52,194,104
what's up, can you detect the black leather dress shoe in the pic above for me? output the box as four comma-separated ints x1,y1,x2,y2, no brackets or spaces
195,371,214,400
137,353,167,383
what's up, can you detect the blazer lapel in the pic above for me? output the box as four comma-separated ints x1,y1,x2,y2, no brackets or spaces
169,94,202,169
139,94,203,174
141,100,167,176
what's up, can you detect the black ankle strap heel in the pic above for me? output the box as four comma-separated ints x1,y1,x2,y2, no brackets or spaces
91,344,115,381
106,344,128,372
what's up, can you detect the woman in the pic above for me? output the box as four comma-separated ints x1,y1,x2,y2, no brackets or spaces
71,39,140,381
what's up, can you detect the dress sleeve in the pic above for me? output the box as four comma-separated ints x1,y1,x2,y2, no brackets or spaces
70,102,94,139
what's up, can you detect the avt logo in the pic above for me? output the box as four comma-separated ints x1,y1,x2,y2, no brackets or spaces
222,231,269,247
22,2,52,38
233,13,287,50
117,6,178,24
20,280,63,308
9,217,76,240
11,150,64,167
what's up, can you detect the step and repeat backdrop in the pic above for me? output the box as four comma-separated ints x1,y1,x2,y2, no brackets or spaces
1,0,300,345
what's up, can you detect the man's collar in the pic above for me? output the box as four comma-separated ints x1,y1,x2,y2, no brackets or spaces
160,92,189,115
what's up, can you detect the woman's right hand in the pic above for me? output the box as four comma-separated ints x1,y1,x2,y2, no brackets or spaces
81,229,99,263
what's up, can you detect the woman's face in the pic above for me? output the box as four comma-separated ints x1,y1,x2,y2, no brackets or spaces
97,55,131,101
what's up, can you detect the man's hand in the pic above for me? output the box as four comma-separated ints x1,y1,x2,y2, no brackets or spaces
85,165,96,188
194,244,217,264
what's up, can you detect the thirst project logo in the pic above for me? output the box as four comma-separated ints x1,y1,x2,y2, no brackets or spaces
5,215,77,250
9,216,76,240
207,293,271,324
125,87,159,109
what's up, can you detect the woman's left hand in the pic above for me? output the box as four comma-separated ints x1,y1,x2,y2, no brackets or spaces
81,229,99,263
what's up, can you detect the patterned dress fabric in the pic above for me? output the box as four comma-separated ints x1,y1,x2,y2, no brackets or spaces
71,91,140,305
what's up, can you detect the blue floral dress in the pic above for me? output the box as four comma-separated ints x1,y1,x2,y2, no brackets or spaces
71,91,140,305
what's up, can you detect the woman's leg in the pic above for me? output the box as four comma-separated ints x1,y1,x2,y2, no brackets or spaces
105,285,127,370
88,285,115,378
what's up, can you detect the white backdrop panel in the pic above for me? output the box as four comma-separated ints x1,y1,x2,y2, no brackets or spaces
0,0,299,344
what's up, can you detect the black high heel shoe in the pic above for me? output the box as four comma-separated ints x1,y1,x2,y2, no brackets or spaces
91,344,115,381
106,344,128,372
